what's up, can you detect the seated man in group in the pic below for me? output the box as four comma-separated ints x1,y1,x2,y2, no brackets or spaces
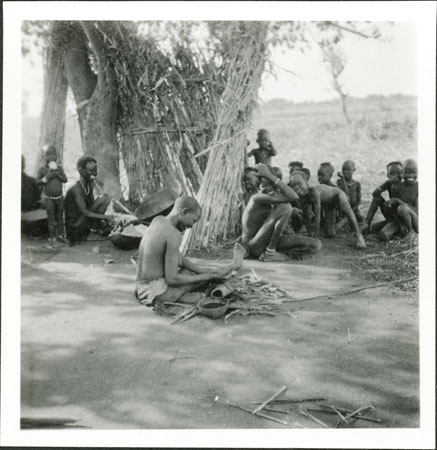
136,196,245,313
379,158,418,242
64,156,114,245
21,155,48,237
21,155,41,213
243,167,260,207
362,161,404,235
317,162,336,187
289,170,366,249
242,164,322,262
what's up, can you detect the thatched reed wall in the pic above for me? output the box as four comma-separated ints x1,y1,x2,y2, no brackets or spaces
184,22,268,251
102,23,223,206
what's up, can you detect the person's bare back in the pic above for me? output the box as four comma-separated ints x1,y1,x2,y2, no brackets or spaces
136,216,175,284
135,196,246,310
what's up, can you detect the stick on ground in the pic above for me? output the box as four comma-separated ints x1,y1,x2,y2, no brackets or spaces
300,409,329,428
227,402,288,426
252,385,287,415
307,408,381,424
344,405,374,420
252,397,326,405
331,405,348,424
283,276,417,303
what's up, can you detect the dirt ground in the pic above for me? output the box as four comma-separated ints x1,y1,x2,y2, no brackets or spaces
20,232,419,430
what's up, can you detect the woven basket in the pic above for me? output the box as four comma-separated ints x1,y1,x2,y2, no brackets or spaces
109,233,142,250
199,300,229,319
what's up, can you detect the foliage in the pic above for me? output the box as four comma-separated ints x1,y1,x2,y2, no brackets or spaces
21,20,51,56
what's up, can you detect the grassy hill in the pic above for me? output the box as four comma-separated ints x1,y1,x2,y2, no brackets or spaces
250,95,417,207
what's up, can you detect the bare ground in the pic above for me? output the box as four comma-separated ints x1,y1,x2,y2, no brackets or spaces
21,232,419,429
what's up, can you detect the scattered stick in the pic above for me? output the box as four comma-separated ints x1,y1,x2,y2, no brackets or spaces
250,268,260,281
331,405,348,424
252,385,288,415
344,405,374,421
170,304,198,325
308,408,381,424
263,407,290,415
347,328,351,344
163,302,187,308
224,309,241,324
227,402,288,426
247,311,276,317
178,310,199,323
357,253,384,259
282,276,418,303
300,409,329,428
387,248,418,258
252,397,326,405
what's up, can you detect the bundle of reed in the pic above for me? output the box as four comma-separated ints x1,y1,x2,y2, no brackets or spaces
36,30,68,172
183,22,268,251
99,22,223,205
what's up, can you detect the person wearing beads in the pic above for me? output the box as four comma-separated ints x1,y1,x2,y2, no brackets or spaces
241,164,322,262
64,156,115,245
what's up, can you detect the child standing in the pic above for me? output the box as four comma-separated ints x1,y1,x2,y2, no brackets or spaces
247,129,278,165
37,145,68,243
336,160,363,224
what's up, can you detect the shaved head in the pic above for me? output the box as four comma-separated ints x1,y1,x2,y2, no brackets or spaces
342,160,355,170
289,170,307,182
174,196,201,214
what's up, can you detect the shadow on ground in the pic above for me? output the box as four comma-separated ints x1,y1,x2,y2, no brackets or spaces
20,236,419,429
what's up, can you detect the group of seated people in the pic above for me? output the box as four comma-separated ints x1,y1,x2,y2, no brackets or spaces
135,129,417,315
243,128,418,255
21,148,115,246
22,131,418,316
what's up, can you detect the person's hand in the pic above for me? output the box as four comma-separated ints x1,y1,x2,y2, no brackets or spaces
106,215,116,225
208,269,228,280
385,198,397,206
255,164,273,179
41,176,48,183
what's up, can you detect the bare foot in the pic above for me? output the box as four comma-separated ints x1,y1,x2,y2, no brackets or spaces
405,231,417,245
179,292,206,304
262,251,289,262
356,233,366,249
232,243,246,270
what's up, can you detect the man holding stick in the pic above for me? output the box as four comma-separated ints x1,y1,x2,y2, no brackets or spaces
241,164,322,261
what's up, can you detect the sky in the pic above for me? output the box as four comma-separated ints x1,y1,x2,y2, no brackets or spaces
21,22,417,117
260,22,417,102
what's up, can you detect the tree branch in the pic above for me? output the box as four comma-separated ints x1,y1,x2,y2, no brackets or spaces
324,21,374,39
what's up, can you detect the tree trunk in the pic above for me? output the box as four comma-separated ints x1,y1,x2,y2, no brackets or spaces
53,21,122,199
36,37,68,175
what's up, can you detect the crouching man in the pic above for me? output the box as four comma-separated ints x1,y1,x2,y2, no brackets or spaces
242,164,321,261
136,196,245,313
